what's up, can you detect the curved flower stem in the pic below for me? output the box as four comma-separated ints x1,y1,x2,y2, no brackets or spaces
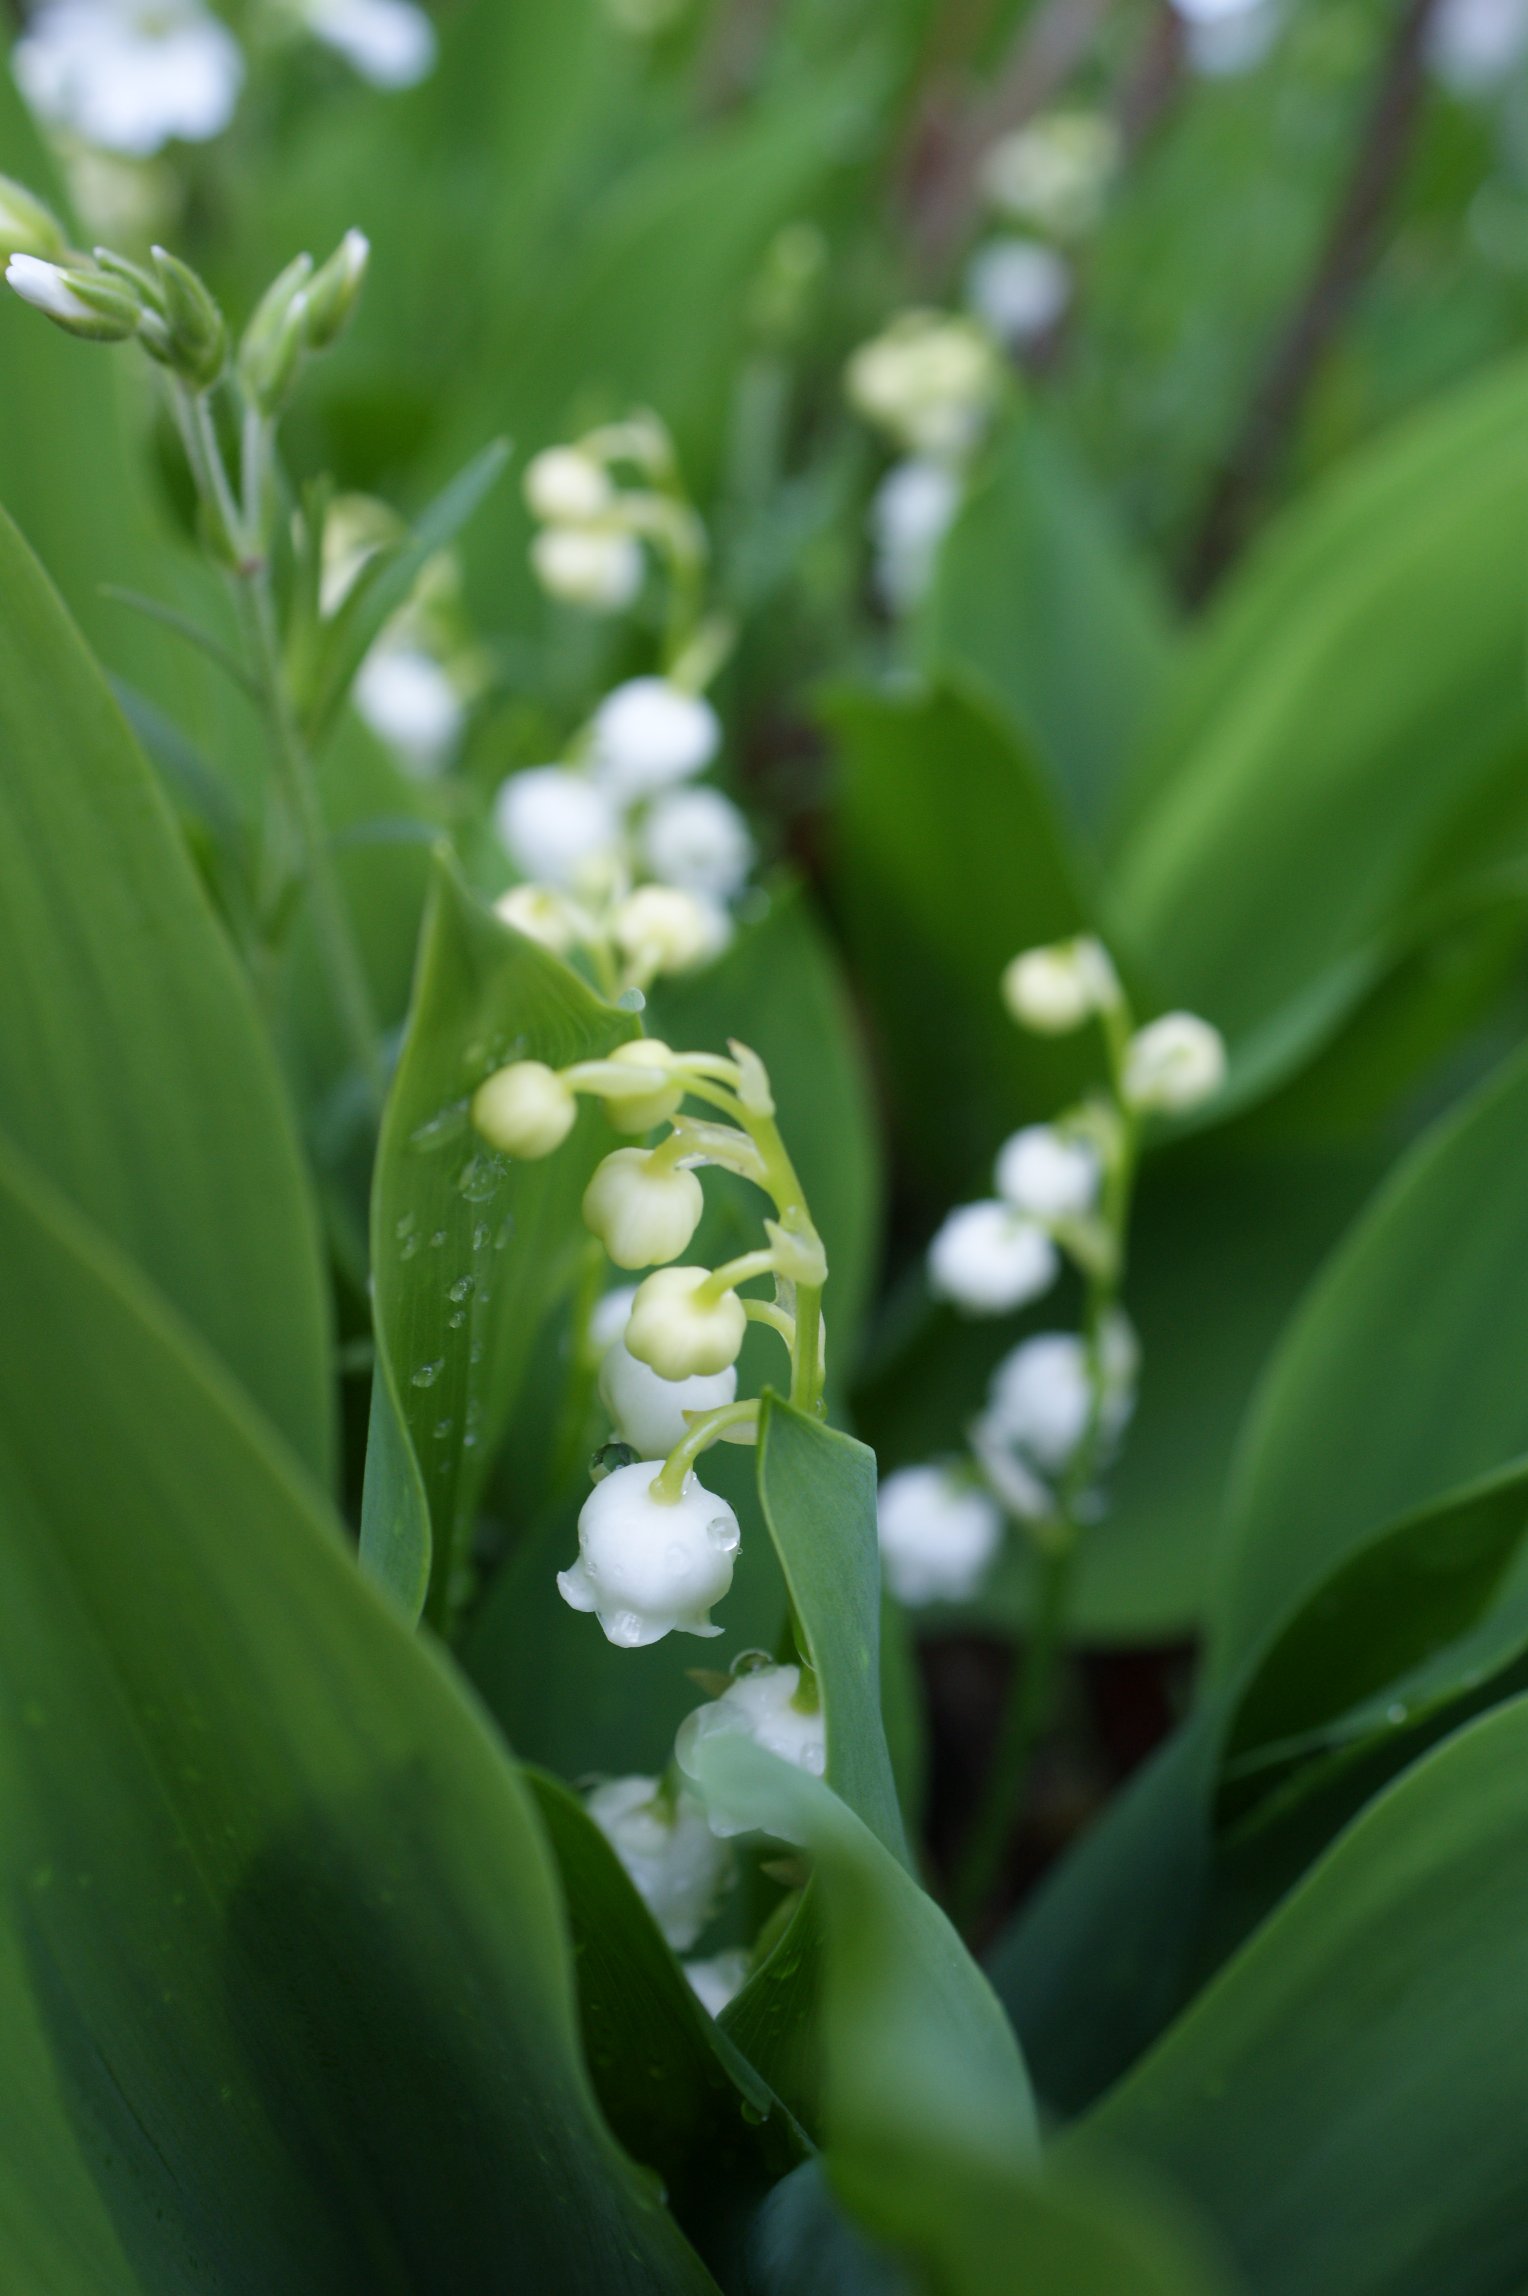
652,1400,760,1501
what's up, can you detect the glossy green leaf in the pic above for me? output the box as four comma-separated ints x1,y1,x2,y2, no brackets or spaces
1210,1040,1528,1682
0,503,331,1480
720,1401,909,2123
702,1742,1226,2295
1073,1693,1528,2296
922,417,1173,841
1224,1458,1528,1786
1113,355,1528,1051
828,679,1097,1188
526,1768,807,2284
361,856,635,1620
0,1129,715,2293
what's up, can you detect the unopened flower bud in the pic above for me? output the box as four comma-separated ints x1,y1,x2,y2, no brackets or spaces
981,111,1120,239
558,1459,740,1646
590,677,721,799
583,1775,732,1950
676,1663,826,1837
523,445,613,524
613,885,725,977
143,243,226,386
0,175,68,260
472,1060,576,1159
494,884,579,954
238,252,314,414
877,1465,1004,1606
600,1038,686,1134
304,227,370,351
600,1335,737,1457
1001,936,1119,1034
584,1148,704,1269
928,1200,1059,1316
493,765,619,891
5,253,140,341
994,1124,1101,1220
532,524,645,610
1122,1012,1227,1114
626,1266,747,1379
845,309,1002,459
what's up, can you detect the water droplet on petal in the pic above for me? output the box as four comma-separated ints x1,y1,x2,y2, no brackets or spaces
706,1515,740,1555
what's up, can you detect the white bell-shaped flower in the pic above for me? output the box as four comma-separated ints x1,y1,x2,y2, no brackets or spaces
353,642,462,776
640,786,754,900
472,1060,576,1160
869,456,962,612
613,885,728,976
683,1948,751,2018
1174,0,1282,77
590,678,722,801
995,1124,1101,1221
1001,936,1118,1033
302,0,437,86
986,1314,1139,1472
676,1662,826,1836
876,1465,1004,1606
969,1408,1054,1523
1122,1012,1227,1114
626,1267,748,1379
928,1201,1059,1316
964,238,1071,347
600,1334,737,1457
15,0,244,158
532,524,645,611
583,1775,733,1951
588,1283,640,1359
493,766,620,891
558,1460,740,1646
583,1148,704,1269
523,445,613,525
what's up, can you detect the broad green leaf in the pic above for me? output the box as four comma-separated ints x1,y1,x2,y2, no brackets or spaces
1073,1693,1528,2296
720,1401,909,2124
526,1768,807,2285
361,856,634,1619
0,504,331,1481
1209,1040,1528,1682
654,885,883,1378
1224,1459,1528,1789
1113,355,1528,1051
0,1129,715,2293
922,417,1173,841
986,1714,1222,2120
828,679,1097,1188
702,1742,1225,2294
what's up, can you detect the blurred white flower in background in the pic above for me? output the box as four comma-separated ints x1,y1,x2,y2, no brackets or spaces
14,0,244,157
1427,0,1528,93
845,309,1004,461
352,641,463,777
584,1776,732,1952
299,0,437,87
1170,0,1283,79
964,236,1071,348
868,455,963,612
927,1200,1060,1316
494,766,622,892
590,678,722,801
639,786,754,901
876,1465,1004,1605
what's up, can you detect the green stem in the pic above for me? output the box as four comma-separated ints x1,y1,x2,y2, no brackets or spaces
951,1532,1076,1937
653,1400,760,1500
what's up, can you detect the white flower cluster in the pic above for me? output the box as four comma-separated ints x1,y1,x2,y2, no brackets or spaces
581,1655,825,2015
13,0,435,161
496,418,753,986
878,936,1224,1607
472,1033,827,1652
